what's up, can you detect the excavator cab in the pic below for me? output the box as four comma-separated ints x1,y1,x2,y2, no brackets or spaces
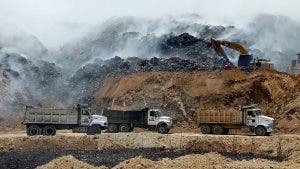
238,54,254,70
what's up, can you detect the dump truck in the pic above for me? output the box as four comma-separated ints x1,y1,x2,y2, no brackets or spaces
198,105,274,136
102,108,173,134
23,104,107,136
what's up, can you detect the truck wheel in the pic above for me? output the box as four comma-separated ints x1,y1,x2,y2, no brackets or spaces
119,124,130,132
87,125,101,135
157,124,168,134
108,124,118,133
255,126,266,136
27,125,41,136
200,125,211,134
43,125,56,136
212,125,224,135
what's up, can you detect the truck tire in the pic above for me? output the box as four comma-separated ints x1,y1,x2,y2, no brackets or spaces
157,123,168,134
200,125,211,134
27,125,41,136
255,126,266,136
43,125,56,136
119,124,130,132
108,124,118,133
212,125,224,135
87,125,101,135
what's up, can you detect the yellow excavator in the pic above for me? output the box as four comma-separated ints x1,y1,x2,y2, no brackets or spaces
211,38,274,70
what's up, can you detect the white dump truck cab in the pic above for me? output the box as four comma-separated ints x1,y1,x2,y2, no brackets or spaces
147,109,173,133
80,107,107,127
242,106,274,136
90,114,108,127
74,106,108,134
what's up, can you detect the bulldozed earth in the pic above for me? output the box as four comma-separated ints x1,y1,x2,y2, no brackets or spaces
0,132,299,169
94,69,300,134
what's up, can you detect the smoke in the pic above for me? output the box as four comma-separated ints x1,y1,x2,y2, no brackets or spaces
54,15,225,73
0,25,47,60
54,14,300,72
219,14,300,69
1,0,300,49
1,11,300,121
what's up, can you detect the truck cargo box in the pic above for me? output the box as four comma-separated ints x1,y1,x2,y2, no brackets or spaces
103,108,148,125
198,110,243,124
24,107,78,124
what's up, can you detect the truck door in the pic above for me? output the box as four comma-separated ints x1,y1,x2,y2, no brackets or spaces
148,110,159,126
246,110,256,126
80,109,91,126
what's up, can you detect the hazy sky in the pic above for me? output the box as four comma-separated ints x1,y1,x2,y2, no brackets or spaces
0,0,299,48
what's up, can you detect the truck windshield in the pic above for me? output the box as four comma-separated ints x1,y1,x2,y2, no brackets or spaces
254,110,261,116
156,111,161,117
82,109,90,115
150,111,161,117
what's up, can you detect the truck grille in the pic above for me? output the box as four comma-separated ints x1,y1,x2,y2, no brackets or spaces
268,121,275,129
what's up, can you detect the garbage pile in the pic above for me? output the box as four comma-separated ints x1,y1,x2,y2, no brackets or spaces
158,33,230,65
68,56,206,103
0,32,230,113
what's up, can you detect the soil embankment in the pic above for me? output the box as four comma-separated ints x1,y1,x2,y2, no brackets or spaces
94,70,300,133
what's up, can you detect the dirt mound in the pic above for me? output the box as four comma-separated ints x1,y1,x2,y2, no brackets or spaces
36,152,300,169
94,70,299,133
37,155,107,169
113,152,282,169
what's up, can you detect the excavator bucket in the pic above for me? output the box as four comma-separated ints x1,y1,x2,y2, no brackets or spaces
211,38,227,57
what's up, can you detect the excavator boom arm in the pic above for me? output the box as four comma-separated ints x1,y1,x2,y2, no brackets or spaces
211,38,227,57
211,38,249,56
221,41,249,55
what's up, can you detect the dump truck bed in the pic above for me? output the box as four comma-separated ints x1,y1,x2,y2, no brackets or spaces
103,109,148,125
24,107,78,124
198,111,243,124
